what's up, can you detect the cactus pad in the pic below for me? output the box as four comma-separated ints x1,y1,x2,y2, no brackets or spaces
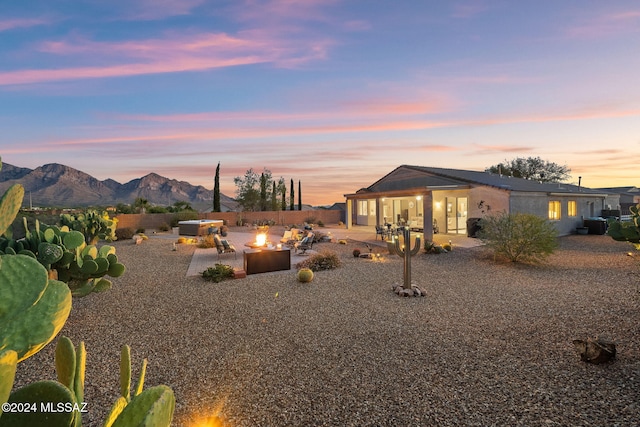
111,385,175,427
55,336,76,391
2,380,78,427
0,349,18,412
0,255,72,362
0,184,24,237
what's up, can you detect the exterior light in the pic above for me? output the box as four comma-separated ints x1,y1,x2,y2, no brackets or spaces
416,196,422,201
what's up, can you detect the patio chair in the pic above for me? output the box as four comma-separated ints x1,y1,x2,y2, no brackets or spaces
280,230,292,243
375,225,388,240
284,228,302,247
294,232,314,254
213,234,236,259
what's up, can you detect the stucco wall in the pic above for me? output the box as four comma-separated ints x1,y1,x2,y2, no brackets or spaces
115,210,342,231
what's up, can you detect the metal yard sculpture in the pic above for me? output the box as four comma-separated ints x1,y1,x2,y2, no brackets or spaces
388,227,423,295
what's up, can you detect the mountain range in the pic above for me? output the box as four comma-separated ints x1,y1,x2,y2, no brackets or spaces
0,162,235,211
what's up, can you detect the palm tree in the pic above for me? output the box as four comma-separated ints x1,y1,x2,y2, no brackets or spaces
133,197,150,214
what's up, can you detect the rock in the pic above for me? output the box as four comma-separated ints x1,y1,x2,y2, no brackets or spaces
573,338,616,364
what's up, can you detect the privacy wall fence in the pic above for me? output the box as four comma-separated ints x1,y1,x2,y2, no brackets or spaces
114,210,343,231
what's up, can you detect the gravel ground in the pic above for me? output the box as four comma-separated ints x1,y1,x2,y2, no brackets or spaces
13,232,640,426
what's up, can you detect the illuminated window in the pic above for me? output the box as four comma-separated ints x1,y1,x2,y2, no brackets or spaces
358,200,368,216
548,201,561,220
568,200,577,217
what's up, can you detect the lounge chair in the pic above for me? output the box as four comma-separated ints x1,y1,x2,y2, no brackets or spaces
213,234,236,259
280,230,292,243
294,232,314,254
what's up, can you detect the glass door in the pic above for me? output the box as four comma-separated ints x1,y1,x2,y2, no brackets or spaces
456,197,468,234
446,197,468,234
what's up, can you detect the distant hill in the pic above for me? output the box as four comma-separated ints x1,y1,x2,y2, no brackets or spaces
0,162,236,211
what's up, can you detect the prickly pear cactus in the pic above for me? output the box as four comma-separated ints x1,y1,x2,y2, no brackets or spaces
0,255,72,362
608,203,640,250
0,350,18,414
0,158,24,238
0,380,78,427
110,385,175,427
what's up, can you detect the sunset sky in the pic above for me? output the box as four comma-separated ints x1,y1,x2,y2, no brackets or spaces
1,1,639,205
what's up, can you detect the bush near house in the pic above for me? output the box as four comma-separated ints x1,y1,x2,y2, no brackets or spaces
477,212,558,263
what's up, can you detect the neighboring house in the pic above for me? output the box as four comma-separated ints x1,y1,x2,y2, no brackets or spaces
327,202,346,223
592,186,640,215
344,165,620,239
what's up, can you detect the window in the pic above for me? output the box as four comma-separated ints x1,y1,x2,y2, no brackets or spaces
548,201,561,220
568,200,577,217
358,200,368,216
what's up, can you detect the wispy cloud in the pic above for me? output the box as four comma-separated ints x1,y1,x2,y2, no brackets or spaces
119,0,207,20
0,29,333,86
469,144,535,155
0,18,50,32
565,9,640,39
451,1,491,19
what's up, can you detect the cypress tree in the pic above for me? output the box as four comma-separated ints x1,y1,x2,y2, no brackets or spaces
290,179,294,211
281,183,287,210
213,162,221,212
260,173,267,211
271,181,277,211
298,180,302,211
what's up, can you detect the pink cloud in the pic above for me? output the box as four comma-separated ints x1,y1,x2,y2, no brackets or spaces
0,18,49,32
565,9,640,39
451,1,490,19
469,144,536,155
0,28,333,86
415,144,459,152
120,0,207,20
231,0,339,25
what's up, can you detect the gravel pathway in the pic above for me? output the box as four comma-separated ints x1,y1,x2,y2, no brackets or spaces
12,233,640,426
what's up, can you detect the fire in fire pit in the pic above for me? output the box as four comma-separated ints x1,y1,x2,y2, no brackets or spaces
255,232,267,247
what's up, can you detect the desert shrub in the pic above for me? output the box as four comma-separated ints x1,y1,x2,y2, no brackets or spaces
296,250,342,271
135,227,145,234
170,211,199,227
423,240,435,252
311,231,326,242
148,206,168,213
202,264,235,283
197,234,217,249
219,225,228,236
477,212,559,263
423,240,447,254
317,220,325,227
158,223,170,232
115,227,135,240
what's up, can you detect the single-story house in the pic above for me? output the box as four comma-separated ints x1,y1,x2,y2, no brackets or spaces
344,165,620,240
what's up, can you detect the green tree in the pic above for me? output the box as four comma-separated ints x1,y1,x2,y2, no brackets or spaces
271,181,278,211
477,212,559,263
298,180,302,211
290,179,294,211
171,201,194,212
260,172,268,211
234,168,273,212
213,161,221,212
280,178,286,210
485,157,570,183
132,197,150,214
